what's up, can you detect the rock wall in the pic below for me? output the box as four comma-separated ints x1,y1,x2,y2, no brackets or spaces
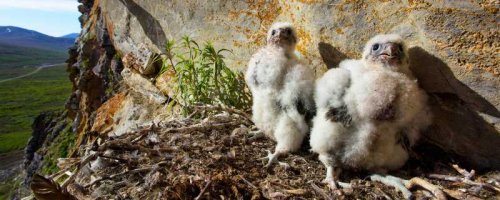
67,0,499,169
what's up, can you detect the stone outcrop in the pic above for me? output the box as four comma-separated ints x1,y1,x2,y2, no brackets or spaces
24,112,68,184
60,0,499,171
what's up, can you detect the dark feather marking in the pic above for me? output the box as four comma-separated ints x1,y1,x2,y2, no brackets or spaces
296,99,307,116
326,105,352,127
375,104,396,120
397,131,410,151
252,61,260,86
324,72,351,126
296,99,316,126
276,98,316,124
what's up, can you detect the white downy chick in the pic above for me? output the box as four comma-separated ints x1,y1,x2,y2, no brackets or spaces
245,22,315,168
310,34,431,190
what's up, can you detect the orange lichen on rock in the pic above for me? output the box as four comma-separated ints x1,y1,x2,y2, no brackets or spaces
230,0,282,47
296,0,323,4
91,92,126,134
104,14,114,43
155,69,177,98
295,27,313,64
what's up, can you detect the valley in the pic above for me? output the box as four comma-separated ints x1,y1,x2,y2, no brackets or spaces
0,64,71,153
0,26,76,153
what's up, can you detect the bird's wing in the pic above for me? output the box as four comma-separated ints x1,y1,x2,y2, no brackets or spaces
315,64,354,126
245,51,262,90
275,63,316,132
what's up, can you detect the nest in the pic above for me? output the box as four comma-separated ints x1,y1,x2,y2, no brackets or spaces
31,105,499,199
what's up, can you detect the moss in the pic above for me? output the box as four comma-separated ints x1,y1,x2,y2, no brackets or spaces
81,58,90,70
81,31,97,43
113,51,123,60
0,177,21,200
40,123,76,175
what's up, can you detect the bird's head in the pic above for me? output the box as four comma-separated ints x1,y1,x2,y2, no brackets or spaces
266,22,298,50
362,34,408,71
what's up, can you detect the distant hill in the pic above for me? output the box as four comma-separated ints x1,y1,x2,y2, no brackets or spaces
60,33,79,39
0,26,76,52
0,43,68,69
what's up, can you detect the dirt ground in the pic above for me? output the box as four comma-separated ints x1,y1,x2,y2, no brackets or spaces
32,107,499,200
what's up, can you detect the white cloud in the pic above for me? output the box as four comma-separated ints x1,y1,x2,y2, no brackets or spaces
0,0,79,12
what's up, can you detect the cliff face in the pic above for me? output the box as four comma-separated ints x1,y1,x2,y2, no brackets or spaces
67,0,499,170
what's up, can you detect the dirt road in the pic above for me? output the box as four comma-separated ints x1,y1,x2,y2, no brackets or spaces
0,63,64,83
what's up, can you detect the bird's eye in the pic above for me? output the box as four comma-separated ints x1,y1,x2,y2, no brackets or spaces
271,30,276,36
372,43,380,51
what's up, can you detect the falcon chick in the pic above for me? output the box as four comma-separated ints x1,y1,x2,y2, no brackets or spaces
245,22,315,168
310,34,431,190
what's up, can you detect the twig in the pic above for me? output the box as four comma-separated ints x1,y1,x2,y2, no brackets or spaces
130,130,150,144
187,109,199,119
61,153,98,188
374,187,393,200
194,179,212,200
49,160,81,180
193,104,252,122
84,161,169,188
452,164,475,180
310,182,332,200
159,121,243,135
239,175,257,189
405,177,446,200
428,174,500,193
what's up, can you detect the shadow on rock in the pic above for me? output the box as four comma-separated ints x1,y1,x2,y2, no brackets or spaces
118,0,167,48
318,42,348,69
409,47,500,171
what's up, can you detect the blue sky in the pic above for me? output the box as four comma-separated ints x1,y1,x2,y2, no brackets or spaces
0,0,81,37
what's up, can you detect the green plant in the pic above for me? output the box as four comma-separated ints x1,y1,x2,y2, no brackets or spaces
41,123,76,175
157,36,251,115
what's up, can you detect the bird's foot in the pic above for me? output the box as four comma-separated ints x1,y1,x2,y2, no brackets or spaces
370,174,413,199
247,130,264,141
322,166,346,190
259,150,280,168
371,174,448,200
322,177,338,190
278,161,290,170
337,181,352,189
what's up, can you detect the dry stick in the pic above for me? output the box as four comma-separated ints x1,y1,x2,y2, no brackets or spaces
374,187,393,200
49,160,81,180
99,141,176,155
61,153,98,188
310,182,333,200
84,161,169,188
238,175,257,189
187,109,199,119
405,177,446,200
130,130,150,144
160,121,243,135
194,105,252,123
428,174,500,193
194,180,212,200
442,188,483,200
452,164,475,180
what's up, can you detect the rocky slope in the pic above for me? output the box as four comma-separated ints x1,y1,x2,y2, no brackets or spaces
22,0,499,198
67,0,499,168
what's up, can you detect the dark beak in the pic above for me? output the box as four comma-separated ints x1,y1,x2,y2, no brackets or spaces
380,43,401,59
